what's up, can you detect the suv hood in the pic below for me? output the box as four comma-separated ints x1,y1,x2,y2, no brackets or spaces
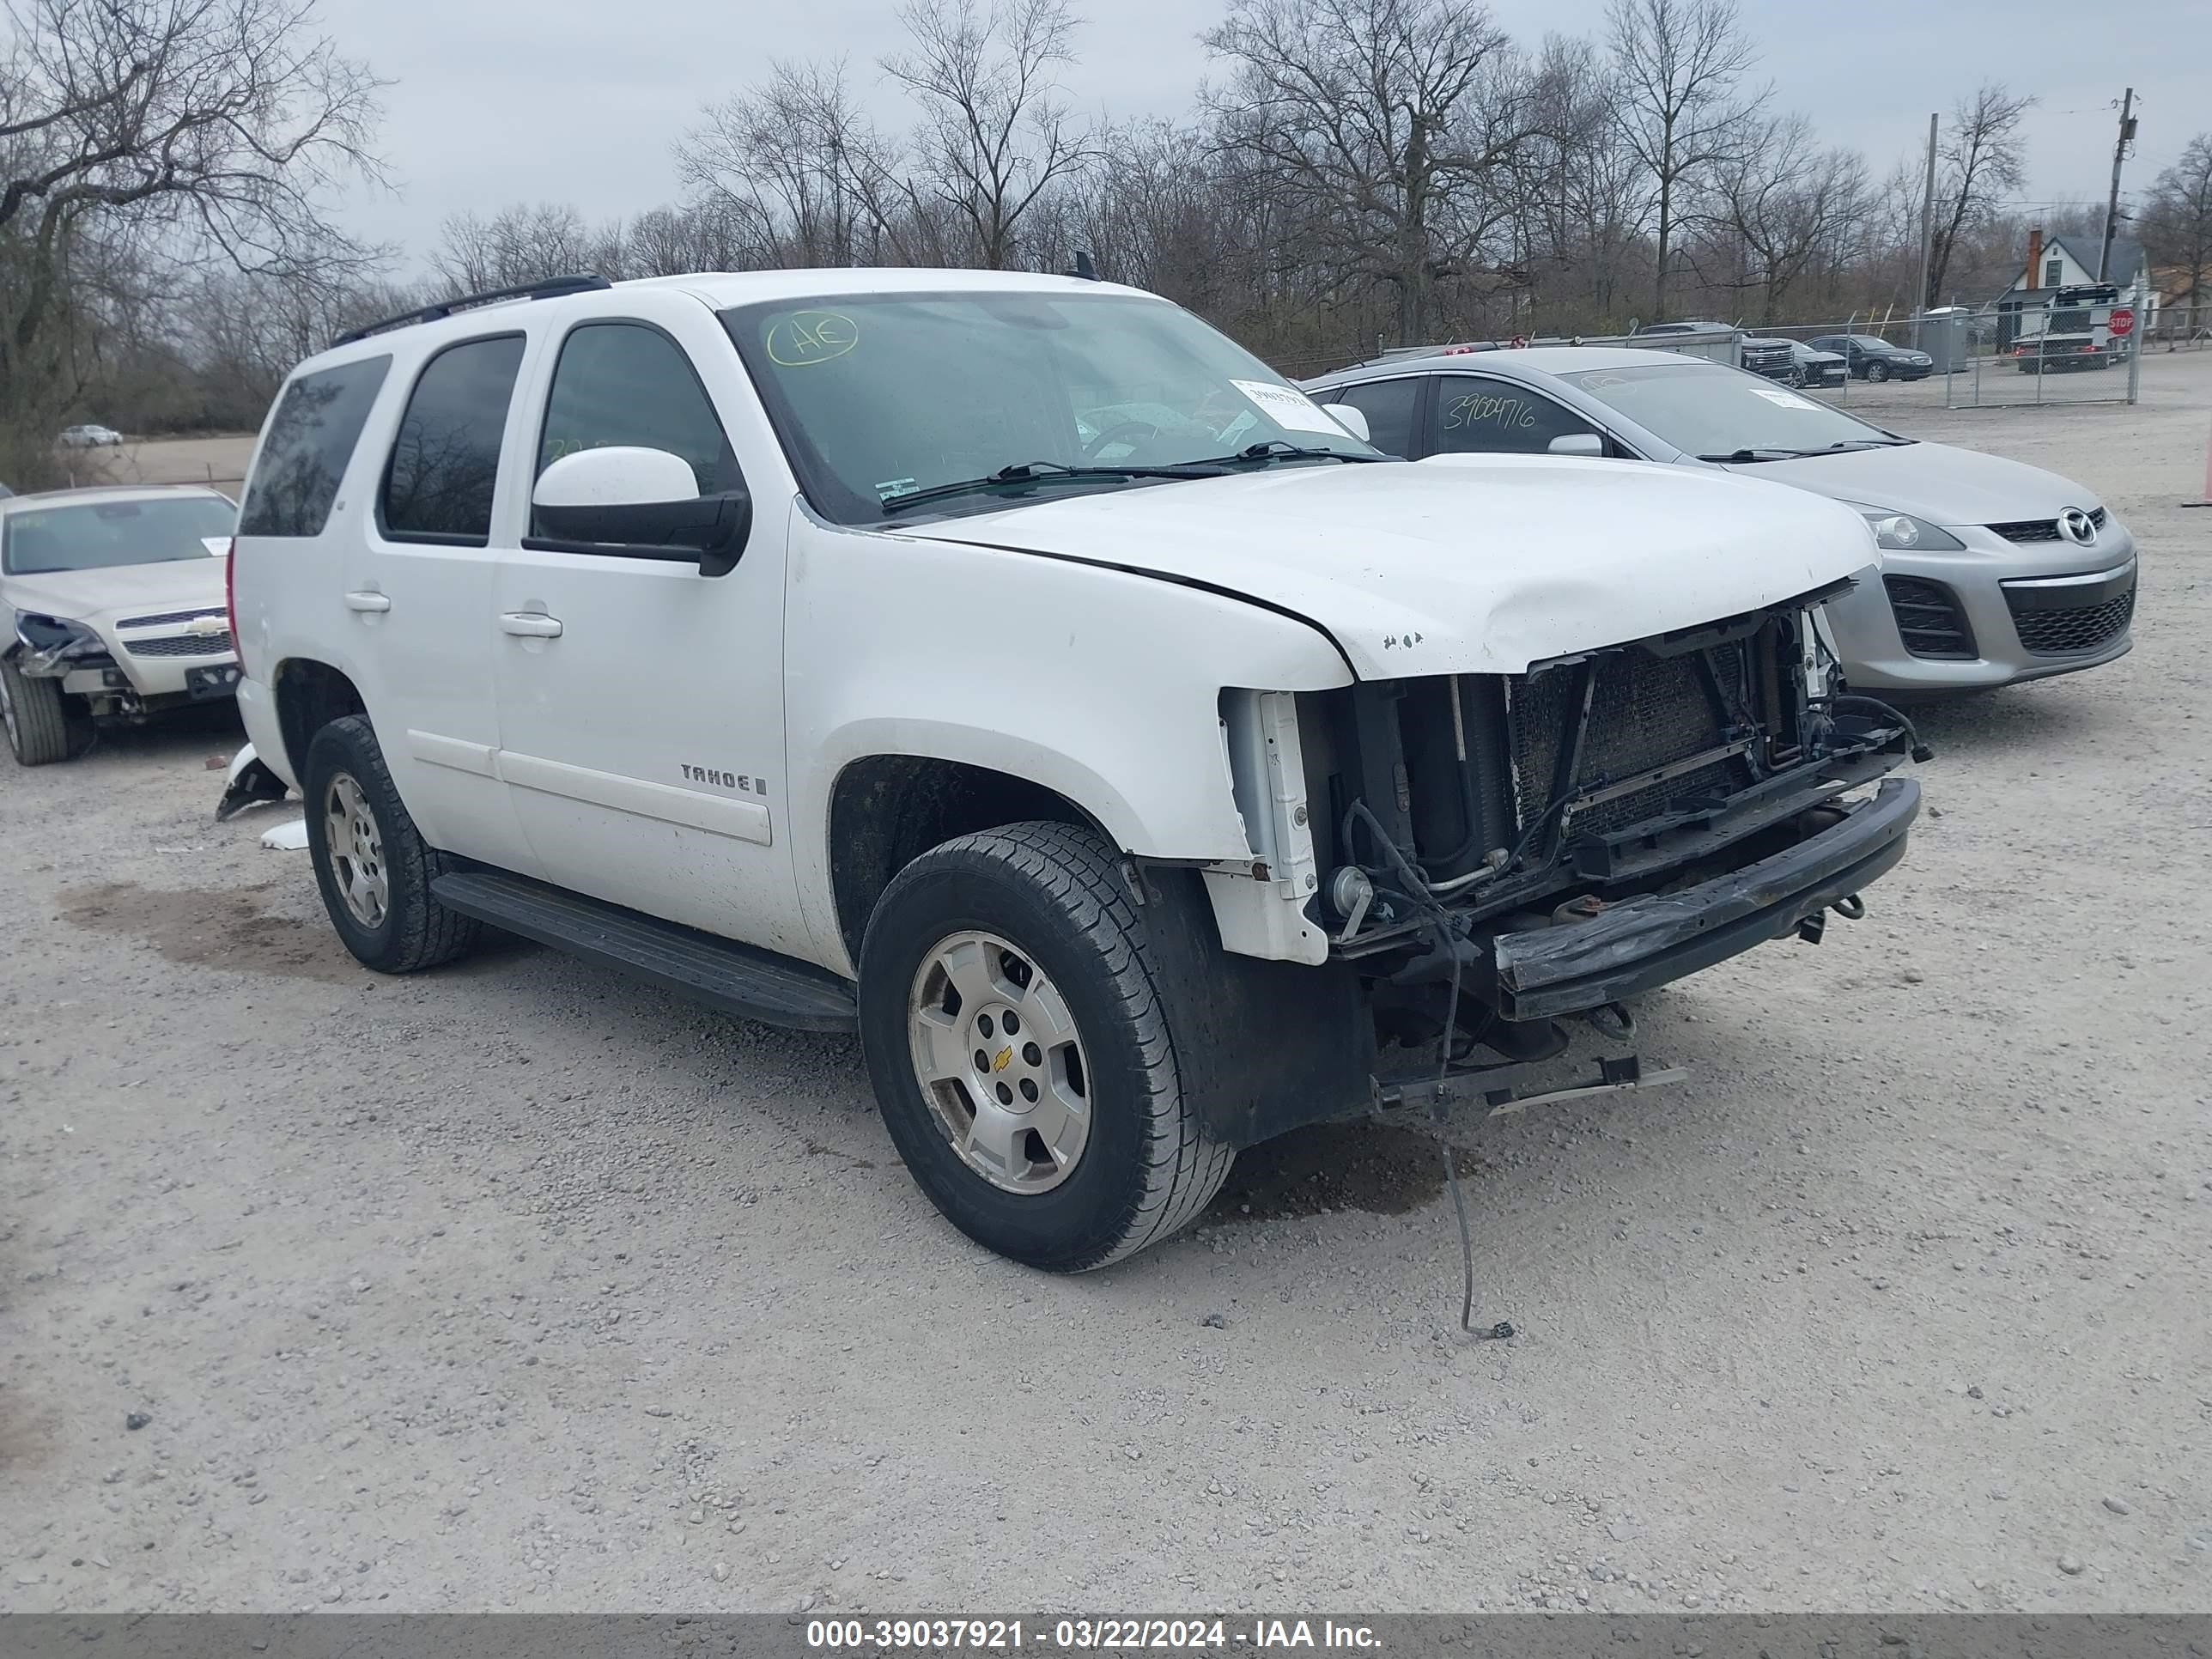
3,558,227,629
1729,441,2103,530
895,456,1874,678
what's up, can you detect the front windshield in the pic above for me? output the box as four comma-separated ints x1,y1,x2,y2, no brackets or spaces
722,291,1378,523
2,495,236,575
1563,362,1899,459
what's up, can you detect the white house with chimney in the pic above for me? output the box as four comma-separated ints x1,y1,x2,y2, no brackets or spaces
1994,232,2153,350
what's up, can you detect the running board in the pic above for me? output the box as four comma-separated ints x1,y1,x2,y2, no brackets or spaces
430,869,858,1033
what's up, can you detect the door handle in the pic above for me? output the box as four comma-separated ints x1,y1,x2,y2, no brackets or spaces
498,611,563,639
344,590,391,614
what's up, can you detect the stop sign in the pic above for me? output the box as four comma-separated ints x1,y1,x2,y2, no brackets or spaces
2108,307,2136,337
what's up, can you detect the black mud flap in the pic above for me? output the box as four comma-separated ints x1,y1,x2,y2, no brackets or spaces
216,755,289,821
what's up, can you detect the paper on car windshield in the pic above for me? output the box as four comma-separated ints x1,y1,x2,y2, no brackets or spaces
202,538,231,556
1231,379,1343,435
1749,386,1820,410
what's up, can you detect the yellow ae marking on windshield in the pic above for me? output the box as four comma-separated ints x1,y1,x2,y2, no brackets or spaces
767,311,859,367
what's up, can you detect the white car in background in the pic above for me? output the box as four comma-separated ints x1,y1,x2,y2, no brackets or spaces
57,423,125,448
1,485,242,765
1304,348,2137,693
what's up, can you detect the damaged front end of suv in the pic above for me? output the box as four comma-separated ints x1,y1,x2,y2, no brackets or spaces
1223,575,1923,1109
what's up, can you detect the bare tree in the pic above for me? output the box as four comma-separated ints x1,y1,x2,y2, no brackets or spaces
1699,113,1865,320
682,59,908,268
1498,34,1640,330
180,264,415,422
1924,82,2033,306
0,0,383,402
1603,0,1761,321
1203,0,1552,344
428,202,603,292
884,0,1093,270
622,203,750,276
2142,132,2212,312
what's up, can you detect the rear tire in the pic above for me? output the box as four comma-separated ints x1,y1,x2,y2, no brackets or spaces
857,821,1232,1273
0,657,82,766
302,714,482,973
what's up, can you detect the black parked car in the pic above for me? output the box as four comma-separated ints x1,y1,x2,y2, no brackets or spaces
1741,337,1848,386
1805,334,1933,382
1737,336,1796,379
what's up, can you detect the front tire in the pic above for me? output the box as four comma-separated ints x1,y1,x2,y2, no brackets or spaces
1867,361,1891,383
857,822,1231,1273
302,714,482,973
0,657,85,766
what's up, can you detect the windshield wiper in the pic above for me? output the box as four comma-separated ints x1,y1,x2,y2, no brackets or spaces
1702,437,1916,465
878,459,1225,515
1184,440,1389,468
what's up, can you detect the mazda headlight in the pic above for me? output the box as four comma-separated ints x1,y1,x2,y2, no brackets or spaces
1843,505,1964,552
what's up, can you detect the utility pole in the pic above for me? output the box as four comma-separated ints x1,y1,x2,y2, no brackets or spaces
2099,88,2137,280
1914,113,1938,315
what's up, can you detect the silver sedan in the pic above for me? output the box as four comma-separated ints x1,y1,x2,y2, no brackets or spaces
1303,347,2136,693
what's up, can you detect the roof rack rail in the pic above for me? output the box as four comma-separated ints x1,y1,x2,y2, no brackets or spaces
330,273,611,349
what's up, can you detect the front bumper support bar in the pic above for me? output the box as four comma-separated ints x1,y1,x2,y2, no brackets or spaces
1491,777,1921,1020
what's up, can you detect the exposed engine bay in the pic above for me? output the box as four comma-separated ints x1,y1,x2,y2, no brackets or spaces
1284,580,1924,1079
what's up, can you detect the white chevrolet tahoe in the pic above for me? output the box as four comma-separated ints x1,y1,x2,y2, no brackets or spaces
230,269,1923,1272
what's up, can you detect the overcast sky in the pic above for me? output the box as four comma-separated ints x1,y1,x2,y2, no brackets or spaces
319,0,2203,271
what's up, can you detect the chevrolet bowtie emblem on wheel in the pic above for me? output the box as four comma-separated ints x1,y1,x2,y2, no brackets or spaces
2059,507,2097,545
992,1047,1013,1073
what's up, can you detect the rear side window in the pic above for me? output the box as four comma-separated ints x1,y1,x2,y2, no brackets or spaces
238,356,391,538
1331,379,1421,459
380,334,526,545
535,322,740,528
1431,374,1603,457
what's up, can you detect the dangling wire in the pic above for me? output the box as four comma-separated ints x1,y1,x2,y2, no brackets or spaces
1345,796,1513,1342
1433,927,1475,1333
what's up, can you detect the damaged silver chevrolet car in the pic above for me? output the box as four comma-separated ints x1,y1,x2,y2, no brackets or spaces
2,485,242,765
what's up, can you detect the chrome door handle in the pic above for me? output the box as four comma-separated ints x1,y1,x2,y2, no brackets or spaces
343,590,391,614
498,611,563,639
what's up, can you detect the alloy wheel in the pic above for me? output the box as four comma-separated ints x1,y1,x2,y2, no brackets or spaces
907,930,1092,1194
323,772,389,928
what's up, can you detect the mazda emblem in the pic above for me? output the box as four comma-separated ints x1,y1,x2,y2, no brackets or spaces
2058,507,2097,545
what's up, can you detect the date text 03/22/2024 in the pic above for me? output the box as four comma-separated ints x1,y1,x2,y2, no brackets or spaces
805,1620,1382,1650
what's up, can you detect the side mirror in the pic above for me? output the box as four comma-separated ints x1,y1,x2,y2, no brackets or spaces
531,446,751,577
1547,432,1606,458
1320,403,1370,444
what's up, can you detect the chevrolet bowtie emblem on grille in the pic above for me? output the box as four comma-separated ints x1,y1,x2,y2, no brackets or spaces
185,615,228,635
992,1047,1013,1073
2058,507,2097,545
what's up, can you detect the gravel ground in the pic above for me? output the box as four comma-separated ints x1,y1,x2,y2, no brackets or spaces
3,356,2209,1617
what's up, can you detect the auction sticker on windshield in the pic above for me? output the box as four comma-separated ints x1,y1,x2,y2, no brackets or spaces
1231,379,1343,435
1749,386,1820,410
